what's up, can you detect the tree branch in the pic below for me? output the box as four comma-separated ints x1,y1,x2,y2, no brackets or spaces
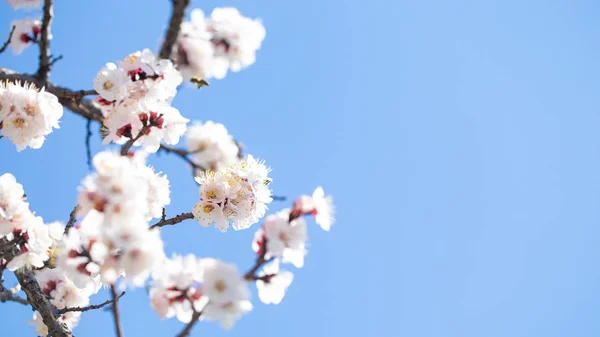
64,205,79,234
150,212,194,229
85,118,93,170
110,285,124,337
16,269,73,337
243,237,270,281
0,286,28,305
175,310,202,337
159,0,191,60
59,291,125,314
120,124,152,156
158,144,207,172
37,0,54,81
0,25,15,55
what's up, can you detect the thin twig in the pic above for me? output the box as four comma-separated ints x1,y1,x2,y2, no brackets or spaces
16,268,73,337
271,196,286,201
158,144,207,172
159,0,191,60
85,119,92,170
243,237,270,281
120,124,151,156
0,287,28,305
59,291,125,314
0,26,15,55
49,54,63,67
36,0,54,81
175,310,202,337
150,212,194,230
110,285,124,337
64,205,79,234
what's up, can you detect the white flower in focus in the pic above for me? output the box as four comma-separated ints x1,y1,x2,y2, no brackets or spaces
8,19,42,55
0,81,63,151
192,155,272,232
93,49,186,152
93,63,129,101
256,259,293,305
7,0,42,9
201,258,252,329
185,121,239,171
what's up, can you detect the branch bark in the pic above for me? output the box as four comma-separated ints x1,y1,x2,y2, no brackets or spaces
37,0,54,81
16,269,73,337
110,285,124,337
59,291,125,314
175,310,202,337
159,0,191,60
150,212,194,229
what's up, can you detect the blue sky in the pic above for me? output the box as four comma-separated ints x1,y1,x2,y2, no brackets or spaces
2,0,600,336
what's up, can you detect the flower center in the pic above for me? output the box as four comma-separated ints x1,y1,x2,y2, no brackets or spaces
215,279,226,293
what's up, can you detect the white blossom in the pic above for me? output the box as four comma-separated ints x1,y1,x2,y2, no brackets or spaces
6,214,53,271
174,8,265,80
201,259,252,329
185,121,239,171
255,209,308,268
150,254,206,322
0,173,30,235
256,259,293,305
0,81,63,151
192,155,272,232
8,19,42,55
93,49,187,152
7,0,42,9
57,151,166,288
293,187,335,231
28,268,98,335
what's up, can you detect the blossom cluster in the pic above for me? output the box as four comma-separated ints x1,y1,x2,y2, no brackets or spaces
150,255,252,329
175,7,266,80
242,188,334,307
57,151,168,288
185,120,240,172
252,187,334,281
93,49,188,152
0,81,63,151
192,155,273,232
0,173,63,271
29,268,100,336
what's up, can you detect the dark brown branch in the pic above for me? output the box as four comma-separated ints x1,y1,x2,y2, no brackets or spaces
110,285,124,337
0,68,104,122
64,205,79,234
37,0,54,81
120,124,152,156
16,269,73,337
49,54,63,67
159,0,191,60
85,119,93,170
175,310,202,337
244,237,270,281
0,285,28,305
59,291,125,314
0,26,15,55
158,144,207,172
150,212,193,229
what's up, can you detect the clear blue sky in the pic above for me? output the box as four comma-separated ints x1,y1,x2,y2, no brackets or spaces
2,0,600,336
